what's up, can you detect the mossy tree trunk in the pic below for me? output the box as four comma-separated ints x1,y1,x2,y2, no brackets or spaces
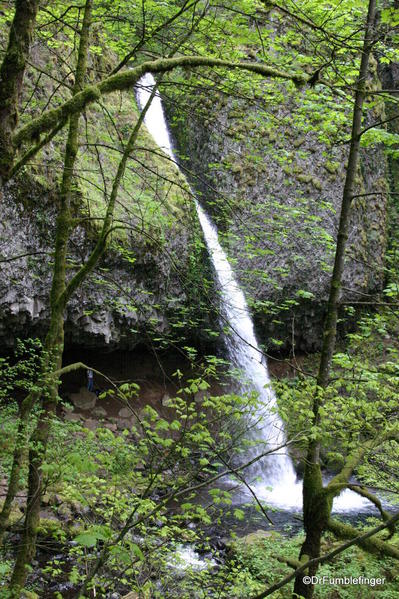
0,389,38,544
293,1,377,597
8,1,93,592
5,5,160,592
0,0,39,181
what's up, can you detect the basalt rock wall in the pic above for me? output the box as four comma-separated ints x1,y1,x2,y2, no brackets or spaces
163,70,388,353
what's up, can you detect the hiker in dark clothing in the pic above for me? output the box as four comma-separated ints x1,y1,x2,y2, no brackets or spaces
87,368,94,392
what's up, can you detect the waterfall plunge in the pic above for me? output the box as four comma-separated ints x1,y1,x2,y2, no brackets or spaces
136,73,369,513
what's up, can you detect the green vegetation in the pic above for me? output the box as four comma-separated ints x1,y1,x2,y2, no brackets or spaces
0,0,399,598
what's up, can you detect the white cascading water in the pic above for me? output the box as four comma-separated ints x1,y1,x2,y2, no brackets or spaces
136,73,369,513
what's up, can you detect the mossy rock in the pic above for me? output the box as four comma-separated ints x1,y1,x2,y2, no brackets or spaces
297,174,312,184
238,529,276,546
231,164,243,176
311,177,323,190
293,136,305,148
37,517,64,538
324,160,339,174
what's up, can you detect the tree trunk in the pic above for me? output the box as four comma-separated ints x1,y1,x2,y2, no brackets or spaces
293,1,377,596
0,0,39,180
0,390,37,544
8,2,93,593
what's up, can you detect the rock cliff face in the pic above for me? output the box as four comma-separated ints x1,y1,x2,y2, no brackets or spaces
0,30,390,356
0,31,218,354
164,74,388,352
0,172,211,352
0,28,220,353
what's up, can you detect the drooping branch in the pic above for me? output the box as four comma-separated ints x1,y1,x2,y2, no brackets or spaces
347,485,392,531
12,55,308,155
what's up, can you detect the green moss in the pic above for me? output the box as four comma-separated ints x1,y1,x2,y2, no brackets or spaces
231,163,243,175
283,165,293,175
75,90,191,246
37,517,63,536
268,131,277,142
293,136,305,148
16,38,192,247
297,174,312,184
228,109,244,119
323,160,339,174
227,525,399,598
0,500,23,527
311,177,323,190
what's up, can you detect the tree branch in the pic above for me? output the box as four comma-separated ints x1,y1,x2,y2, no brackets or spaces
252,511,399,598
12,56,308,154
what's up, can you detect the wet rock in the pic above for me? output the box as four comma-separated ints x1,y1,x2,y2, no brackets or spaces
70,501,90,517
145,388,162,401
70,388,97,410
213,539,227,552
116,418,131,431
83,418,99,431
194,390,207,403
57,504,73,521
39,509,58,522
118,406,132,418
0,179,199,352
166,79,388,353
105,422,118,432
92,405,107,418
64,412,83,423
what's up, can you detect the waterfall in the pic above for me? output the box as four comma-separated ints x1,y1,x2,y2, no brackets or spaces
136,73,370,512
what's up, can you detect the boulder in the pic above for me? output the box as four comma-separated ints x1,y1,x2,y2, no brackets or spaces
64,412,83,423
118,406,132,418
92,405,107,418
105,422,118,432
83,418,99,431
239,529,274,545
161,392,171,406
70,387,97,410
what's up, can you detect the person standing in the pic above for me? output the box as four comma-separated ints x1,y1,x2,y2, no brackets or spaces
87,368,94,392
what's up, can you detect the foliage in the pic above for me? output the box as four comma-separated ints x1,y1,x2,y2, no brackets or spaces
225,528,399,598
0,0,399,597
0,356,278,596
